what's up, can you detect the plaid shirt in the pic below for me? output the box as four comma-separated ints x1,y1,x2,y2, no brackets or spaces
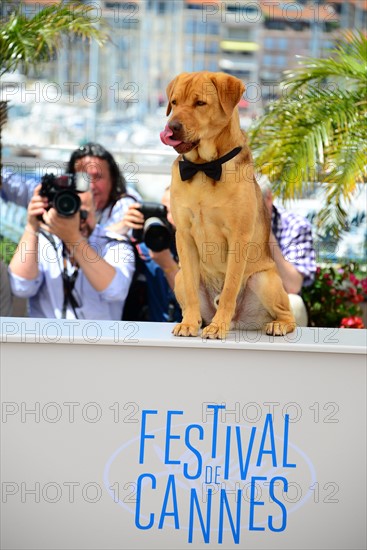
272,204,316,287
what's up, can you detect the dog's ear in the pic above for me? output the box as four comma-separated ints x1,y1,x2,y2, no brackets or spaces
210,73,245,117
165,76,178,116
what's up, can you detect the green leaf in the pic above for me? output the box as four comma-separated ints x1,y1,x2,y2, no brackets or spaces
249,32,367,236
0,1,109,77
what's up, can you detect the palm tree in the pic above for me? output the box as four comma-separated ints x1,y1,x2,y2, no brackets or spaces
249,32,367,236
0,0,108,166
0,1,107,76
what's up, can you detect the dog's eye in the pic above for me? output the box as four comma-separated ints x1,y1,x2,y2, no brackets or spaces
196,100,206,106
171,99,177,106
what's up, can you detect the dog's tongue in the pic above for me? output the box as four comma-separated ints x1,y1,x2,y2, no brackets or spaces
160,125,183,147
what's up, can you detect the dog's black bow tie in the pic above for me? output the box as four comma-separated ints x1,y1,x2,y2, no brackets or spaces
179,146,242,182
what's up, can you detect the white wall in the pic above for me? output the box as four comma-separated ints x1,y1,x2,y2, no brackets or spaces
1,319,366,549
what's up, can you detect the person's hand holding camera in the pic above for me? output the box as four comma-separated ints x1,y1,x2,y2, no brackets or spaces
28,185,83,249
25,185,80,244
107,203,144,235
42,205,82,246
25,184,48,233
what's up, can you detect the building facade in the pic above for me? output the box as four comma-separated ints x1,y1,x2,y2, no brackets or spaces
2,0,366,144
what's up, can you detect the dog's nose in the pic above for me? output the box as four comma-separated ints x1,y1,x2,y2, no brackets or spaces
168,120,182,133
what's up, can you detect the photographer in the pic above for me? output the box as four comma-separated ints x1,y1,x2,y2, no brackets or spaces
111,188,181,322
1,143,141,225
67,142,141,225
8,185,135,320
258,175,316,326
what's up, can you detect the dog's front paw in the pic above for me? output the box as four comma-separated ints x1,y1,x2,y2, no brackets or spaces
172,322,200,337
201,322,229,340
265,321,296,336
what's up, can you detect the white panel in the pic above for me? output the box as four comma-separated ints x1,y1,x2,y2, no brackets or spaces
1,319,366,549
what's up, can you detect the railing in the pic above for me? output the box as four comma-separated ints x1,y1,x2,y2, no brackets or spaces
3,145,176,175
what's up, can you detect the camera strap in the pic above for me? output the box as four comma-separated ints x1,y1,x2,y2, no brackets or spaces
40,230,81,318
61,244,80,318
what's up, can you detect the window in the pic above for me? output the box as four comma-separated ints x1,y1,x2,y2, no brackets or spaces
223,28,252,41
265,18,286,30
157,2,166,14
263,55,273,66
184,58,194,71
185,42,194,53
207,22,219,34
194,58,205,71
185,18,208,35
208,59,219,71
195,40,206,54
275,56,287,67
264,38,274,49
322,40,334,51
289,21,309,31
185,20,194,33
203,40,219,54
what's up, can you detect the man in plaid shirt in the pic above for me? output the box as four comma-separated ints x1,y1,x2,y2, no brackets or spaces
260,176,317,326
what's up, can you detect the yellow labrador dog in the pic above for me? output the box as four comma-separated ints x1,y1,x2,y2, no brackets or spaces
160,71,296,339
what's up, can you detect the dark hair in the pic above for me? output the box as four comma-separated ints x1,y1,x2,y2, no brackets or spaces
67,143,127,208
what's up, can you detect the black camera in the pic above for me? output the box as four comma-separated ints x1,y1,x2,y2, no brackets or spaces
133,201,173,252
39,173,90,217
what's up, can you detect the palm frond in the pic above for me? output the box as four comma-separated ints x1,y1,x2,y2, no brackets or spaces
0,1,108,76
249,32,367,235
252,88,363,187
283,31,367,93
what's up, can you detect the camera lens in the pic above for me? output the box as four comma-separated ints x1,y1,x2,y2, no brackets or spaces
144,217,171,252
54,191,81,217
